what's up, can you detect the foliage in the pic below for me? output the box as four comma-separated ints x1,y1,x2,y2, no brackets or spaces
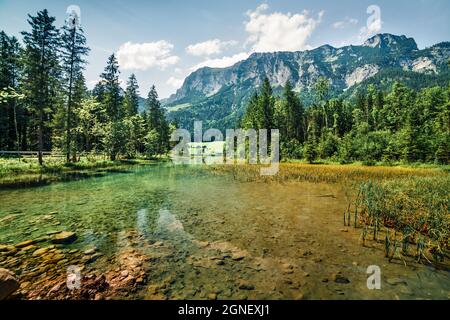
0,10,171,164
241,78,450,165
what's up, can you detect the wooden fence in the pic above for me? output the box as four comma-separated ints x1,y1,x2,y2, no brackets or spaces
0,151,101,158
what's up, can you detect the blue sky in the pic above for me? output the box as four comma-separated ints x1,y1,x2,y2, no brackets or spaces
1,0,449,98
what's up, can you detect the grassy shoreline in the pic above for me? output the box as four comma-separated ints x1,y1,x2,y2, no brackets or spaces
1,157,448,189
0,157,160,189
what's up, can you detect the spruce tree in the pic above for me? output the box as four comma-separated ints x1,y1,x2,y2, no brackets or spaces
0,32,23,152
124,74,140,117
21,9,61,165
60,10,89,161
259,77,274,131
100,54,123,121
145,85,169,155
282,81,304,142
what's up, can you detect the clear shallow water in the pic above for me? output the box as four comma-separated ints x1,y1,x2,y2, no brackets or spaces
0,164,449,300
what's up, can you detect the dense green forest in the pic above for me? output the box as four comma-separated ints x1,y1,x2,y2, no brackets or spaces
241,77,450,164
0,9,171,164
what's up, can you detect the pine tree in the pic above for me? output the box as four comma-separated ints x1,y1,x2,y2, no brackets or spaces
259,77,274,130
0,32,23,152
145,85,169,155
71,73,88,159
100,54,123,121
60,10,89,161
124,74,140,117
242,92,259,129
314,77,330,129
21,9,61,165
282,81,304,142
146,85,160,129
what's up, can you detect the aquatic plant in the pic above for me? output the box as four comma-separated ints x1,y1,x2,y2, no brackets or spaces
356,176,449,266
210,163,449,267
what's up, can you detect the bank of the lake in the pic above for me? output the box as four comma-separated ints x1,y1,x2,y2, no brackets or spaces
0,157,162,189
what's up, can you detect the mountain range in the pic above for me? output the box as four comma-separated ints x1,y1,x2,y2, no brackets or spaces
163,34,450,131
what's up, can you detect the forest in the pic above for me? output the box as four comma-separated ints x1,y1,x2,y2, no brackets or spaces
241,77,450,165
0,9,171,165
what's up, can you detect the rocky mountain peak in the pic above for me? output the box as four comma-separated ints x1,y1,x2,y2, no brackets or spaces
164,34,450,131
363,33,418,51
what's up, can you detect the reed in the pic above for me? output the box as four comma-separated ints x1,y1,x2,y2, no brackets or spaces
355,177,449,265
210,163,449,266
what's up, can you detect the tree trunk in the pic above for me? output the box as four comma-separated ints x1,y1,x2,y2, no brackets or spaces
38,25,46,166
38,109,43,166
13,100,20,158
66,27,76,163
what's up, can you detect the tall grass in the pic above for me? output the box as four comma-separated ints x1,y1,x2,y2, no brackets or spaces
210,163,445,184
0,157,153,188
355,177,449,264
210,163,449,266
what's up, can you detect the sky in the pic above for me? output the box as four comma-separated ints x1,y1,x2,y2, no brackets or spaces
1,0,449,98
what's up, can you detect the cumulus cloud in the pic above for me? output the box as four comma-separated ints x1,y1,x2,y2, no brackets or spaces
244,4,324,52
190,52,250,71
186,39,238,57
117,41,179,71
333,17,358,29
166,76,184,89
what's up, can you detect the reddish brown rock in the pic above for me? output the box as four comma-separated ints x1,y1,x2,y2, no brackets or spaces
0,268,20,300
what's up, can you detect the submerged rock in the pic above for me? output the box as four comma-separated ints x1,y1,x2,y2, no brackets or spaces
238,280,255,290
46,230,62,236
20,245,36,252
0,268,20,300
0,245,15,253
302,250,313,257
51,231,77,244
15,240,36,248
333,272,350,284
208,293,217,300
83,248,97,255
386,278,407,286
282,263,295,274
231,250,247,261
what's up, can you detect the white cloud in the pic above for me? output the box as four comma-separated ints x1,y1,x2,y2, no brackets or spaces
244,4,324,52
184,4,324,73
186,39,238,57
333,17,358,29
117,41,179,71
190,52,250,71
166,76,184,89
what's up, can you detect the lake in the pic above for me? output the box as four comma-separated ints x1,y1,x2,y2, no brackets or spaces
0,163,448,299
